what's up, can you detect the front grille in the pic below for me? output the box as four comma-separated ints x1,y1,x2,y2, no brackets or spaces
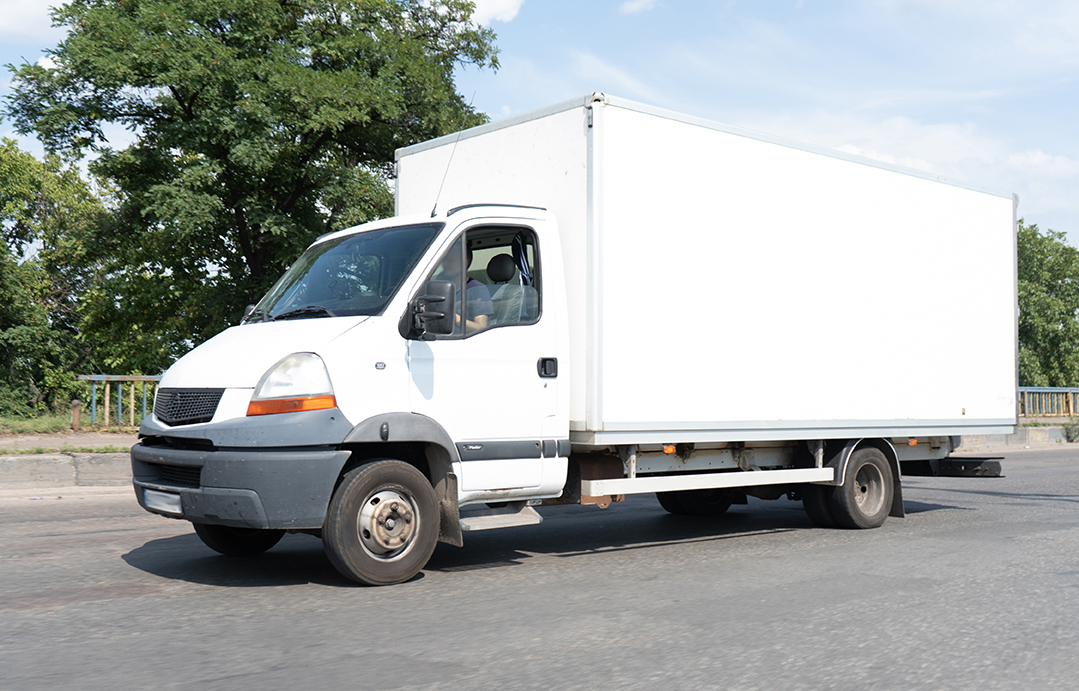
153,388,225,426
152,463,202,488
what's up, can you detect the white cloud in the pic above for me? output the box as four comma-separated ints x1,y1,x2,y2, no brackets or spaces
619,0,661,14
867,0,1079,66
1007,149,1079,179
0,1,63,44
570,51,661,103
472,0,524,25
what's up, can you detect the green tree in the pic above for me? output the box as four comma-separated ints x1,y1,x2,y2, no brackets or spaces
5,0,497,372
0,138,106,415
1017,219,1079,387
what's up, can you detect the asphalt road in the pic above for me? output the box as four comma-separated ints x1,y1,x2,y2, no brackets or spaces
2,447,1078,690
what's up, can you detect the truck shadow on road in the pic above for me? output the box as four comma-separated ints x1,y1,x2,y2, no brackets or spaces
121,494,965,588
425,495,961,572
122,532,356,588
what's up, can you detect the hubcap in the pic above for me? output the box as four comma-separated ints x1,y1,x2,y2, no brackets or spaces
853,463,886,516
358,489,417,560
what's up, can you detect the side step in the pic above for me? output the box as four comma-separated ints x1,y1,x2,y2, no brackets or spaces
459,501,544,531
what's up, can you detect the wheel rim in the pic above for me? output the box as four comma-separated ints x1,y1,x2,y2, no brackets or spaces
853,463,886,516
357,489,419,561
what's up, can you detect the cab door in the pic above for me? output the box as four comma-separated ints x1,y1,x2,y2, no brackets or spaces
407,222,560,494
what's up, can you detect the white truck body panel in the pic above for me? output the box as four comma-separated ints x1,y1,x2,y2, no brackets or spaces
396,94,1018,445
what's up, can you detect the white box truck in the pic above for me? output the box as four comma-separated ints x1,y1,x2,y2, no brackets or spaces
132,93,1018,585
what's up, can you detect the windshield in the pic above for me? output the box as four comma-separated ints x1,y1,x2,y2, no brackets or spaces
247,223,442,322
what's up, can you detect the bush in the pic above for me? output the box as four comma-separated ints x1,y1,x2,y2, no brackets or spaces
1064,418,1079,443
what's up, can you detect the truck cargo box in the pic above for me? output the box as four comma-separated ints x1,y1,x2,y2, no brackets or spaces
396,93,1017,446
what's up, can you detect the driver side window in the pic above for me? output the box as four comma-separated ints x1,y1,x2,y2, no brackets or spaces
429,236,493,335
425,227,541,337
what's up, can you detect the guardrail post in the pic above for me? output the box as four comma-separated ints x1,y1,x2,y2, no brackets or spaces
1017,387,1079,418
75,375,162,428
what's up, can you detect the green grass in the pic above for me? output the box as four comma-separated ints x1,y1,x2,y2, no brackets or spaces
0,414,73,435
0,412,142,436
60,445,130,454
0,445,130,455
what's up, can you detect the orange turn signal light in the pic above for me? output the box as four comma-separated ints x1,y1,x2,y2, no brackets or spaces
247,395,337,416
663,444,676,454
908,439,918,446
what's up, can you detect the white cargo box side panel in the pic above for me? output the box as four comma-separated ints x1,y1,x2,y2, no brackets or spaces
395,100,593,422
592,102,1016,440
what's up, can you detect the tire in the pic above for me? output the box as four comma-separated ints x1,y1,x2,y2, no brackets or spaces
676,489,733,516
323,460,439,586
830,447,894,529
193,523,285,556
801,483,839,528
656,491,687,514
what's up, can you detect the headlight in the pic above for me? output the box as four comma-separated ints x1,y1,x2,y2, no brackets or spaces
246,353,337,416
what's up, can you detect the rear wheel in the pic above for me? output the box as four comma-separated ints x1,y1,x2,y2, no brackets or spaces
193,524,285,556
656,491,687,514
323,460,439,586
656,489,732,516
676,489,733,516
831,448,893,529
801,484,839,528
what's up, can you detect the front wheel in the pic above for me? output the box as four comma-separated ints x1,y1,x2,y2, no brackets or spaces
323,460,439,586
831,448,893,529
193,524,285,556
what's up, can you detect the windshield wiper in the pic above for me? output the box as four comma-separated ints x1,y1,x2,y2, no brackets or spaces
245,308,274,324
273,304,338,321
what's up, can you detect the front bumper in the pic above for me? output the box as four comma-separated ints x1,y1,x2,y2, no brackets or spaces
132,442,351,529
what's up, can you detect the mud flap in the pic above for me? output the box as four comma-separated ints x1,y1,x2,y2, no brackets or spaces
436,471,464,547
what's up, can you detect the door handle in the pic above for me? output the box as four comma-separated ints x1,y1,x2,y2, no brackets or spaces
537,358,558,378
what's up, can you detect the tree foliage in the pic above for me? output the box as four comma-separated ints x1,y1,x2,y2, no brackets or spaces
5,0,497,373
0,138,106,415
1017,219,1079,387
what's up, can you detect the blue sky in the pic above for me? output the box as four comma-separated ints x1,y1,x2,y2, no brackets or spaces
4,1,1078,242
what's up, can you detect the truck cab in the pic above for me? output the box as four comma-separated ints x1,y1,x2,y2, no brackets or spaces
133,205,570,585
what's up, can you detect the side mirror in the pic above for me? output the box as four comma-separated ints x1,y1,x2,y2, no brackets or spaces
412,280,455,337
244,304,256,318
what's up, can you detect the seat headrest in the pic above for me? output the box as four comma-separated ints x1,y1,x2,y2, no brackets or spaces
487,253,516,283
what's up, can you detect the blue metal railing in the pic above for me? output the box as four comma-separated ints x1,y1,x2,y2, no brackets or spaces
1018,387,1079,417
75,375,162,426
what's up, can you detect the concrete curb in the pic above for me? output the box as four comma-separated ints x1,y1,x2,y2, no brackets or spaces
0,453,131,489
960,426,1070,450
